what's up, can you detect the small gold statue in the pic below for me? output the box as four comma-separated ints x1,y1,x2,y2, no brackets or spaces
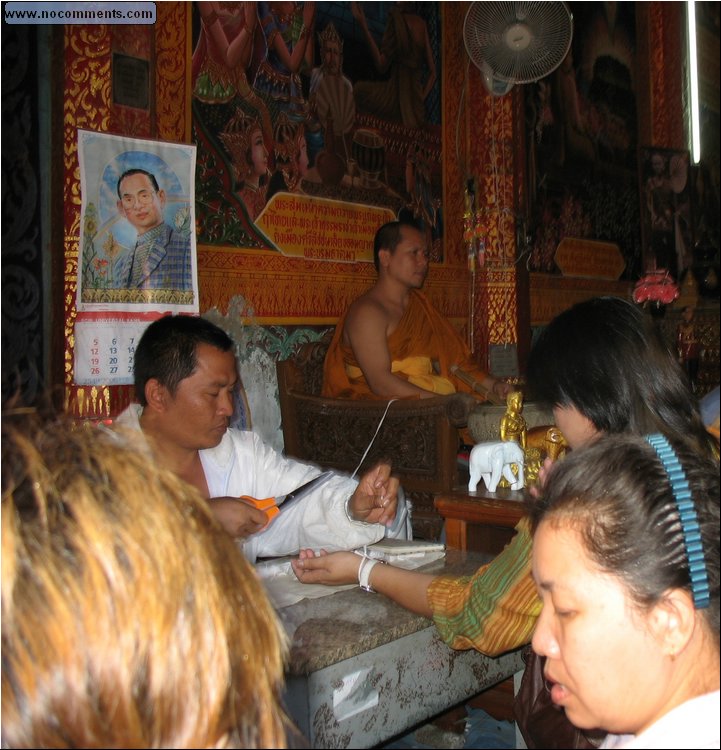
499,390,527,450
496,390,567,488
497,390,527,488
524,427,569,486
524,448,543,486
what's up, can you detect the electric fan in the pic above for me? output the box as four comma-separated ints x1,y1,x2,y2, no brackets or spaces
463,1,574,95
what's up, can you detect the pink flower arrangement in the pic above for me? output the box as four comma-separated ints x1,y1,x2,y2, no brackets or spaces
632,269,680,305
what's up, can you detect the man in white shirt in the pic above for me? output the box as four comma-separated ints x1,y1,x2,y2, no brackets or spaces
116,314,406,562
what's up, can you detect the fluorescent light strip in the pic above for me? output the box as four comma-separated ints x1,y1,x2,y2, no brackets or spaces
688,1,701,163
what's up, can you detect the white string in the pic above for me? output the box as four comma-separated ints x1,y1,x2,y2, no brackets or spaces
351,398,399,479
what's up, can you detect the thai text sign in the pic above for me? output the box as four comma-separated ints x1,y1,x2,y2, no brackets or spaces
256,193,395,263
554,238,626,280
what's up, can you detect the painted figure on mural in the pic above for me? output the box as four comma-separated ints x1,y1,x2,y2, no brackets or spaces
191,2,273,143
554,47,596,165
267,111,310,199
401,140,442,260
308,21,356,165
112,168,193,291
647,152,674,230
219,109,270,221
188,1,443,256
191,1,277,243
193,2,254,102
253,1,316,123
350,1,436,130
644,150,691,279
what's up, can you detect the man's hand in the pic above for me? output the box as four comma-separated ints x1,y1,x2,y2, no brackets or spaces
348,461,399,526
210,497,268,538
291,548,359,585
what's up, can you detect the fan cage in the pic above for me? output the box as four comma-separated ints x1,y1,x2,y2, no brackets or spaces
464,1,573,85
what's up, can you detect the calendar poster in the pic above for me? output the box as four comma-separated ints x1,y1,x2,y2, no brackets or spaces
76,129,199,313
74,130,199,386
74,314,157,386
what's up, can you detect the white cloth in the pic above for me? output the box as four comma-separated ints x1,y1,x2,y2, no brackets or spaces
600,690,720,749
116,404,388,563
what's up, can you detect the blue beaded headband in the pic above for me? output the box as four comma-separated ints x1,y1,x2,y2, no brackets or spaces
645,434,710,609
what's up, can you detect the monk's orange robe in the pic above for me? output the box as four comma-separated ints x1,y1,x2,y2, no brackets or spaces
322,289,492,400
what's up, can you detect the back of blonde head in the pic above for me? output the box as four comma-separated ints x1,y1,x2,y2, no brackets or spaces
1,411,290,748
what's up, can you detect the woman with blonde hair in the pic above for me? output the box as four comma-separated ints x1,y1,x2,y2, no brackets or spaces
1,409,295,749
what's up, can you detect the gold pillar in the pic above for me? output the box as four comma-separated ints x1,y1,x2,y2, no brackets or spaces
465,58,524,378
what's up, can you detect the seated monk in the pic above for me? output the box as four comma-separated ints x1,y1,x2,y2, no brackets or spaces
323,220,511,403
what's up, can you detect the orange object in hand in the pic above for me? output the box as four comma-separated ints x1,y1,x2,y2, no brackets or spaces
240,495,280,527
239,471,334,528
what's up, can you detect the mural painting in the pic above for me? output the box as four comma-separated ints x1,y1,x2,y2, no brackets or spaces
191,1,443,263
525,1,641,279
639,146,692,280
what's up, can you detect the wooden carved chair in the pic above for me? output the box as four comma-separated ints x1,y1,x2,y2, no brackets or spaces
276,331,475,540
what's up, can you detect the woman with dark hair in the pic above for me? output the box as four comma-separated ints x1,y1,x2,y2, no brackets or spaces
526,296,715,457
293,296,718,659
530,433,719,747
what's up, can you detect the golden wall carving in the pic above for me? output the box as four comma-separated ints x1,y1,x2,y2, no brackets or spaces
648,2,685,149
465,45,521,362
156,2,190,142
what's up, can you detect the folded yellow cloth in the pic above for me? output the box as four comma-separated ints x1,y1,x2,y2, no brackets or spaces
345,355,456,395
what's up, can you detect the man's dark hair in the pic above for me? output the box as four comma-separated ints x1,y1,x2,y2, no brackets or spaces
133,315,234,406
373,220,422,272
117,168,160,198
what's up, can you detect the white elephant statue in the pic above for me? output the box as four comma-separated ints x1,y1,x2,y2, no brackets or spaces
468,440,525,493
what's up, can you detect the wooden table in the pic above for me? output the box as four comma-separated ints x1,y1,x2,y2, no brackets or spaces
435,487,527,556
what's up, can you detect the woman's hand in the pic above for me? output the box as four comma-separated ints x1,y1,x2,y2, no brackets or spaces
291,549,360,585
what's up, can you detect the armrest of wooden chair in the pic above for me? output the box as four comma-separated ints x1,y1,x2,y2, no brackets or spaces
276,334,474,539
